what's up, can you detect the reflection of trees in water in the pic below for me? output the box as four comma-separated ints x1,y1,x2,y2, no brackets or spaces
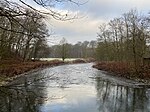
0,78,47,112
95,77,150,112
0,69,70,112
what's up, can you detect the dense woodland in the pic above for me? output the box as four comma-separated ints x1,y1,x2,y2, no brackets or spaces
0,0,78,61
49,40,96,59
0,0,51,61
96,10,150,69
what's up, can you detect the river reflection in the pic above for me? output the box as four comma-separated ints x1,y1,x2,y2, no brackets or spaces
0,69,49,112
95,77,150,112
0,85,41,112
0,63,150,112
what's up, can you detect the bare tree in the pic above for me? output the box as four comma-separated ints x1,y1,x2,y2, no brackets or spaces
96,9,150,75
60,37,68,61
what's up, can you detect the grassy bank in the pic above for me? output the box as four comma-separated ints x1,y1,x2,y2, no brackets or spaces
93,62,150,82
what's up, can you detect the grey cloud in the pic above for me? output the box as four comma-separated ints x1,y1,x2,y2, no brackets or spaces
46,0,150,44
49,17,100,44
62,0,150,19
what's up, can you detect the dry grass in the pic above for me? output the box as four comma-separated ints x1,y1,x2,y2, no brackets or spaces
0,60,65,77
0,58,93,78
93,61,150,79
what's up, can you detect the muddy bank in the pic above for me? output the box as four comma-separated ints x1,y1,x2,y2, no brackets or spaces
93,62,150,83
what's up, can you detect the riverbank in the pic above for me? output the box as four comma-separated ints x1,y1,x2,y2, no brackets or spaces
0,58,94,85
93,62,150,83
0,60,65,84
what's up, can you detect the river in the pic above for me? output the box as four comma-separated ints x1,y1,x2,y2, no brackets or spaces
0,63,150,112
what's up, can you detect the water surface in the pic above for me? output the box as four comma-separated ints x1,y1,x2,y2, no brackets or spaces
0,63,150,112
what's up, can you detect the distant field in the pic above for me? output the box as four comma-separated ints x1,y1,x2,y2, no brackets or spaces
40,58,83,61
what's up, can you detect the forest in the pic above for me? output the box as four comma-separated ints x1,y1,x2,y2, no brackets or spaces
95,9,150,79
96,10,150,63
0,0,50,61
49,39,96,59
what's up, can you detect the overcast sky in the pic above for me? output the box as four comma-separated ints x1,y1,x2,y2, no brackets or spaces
20,0,150,45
